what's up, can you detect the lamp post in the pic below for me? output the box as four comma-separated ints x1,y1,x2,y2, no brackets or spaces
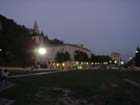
34,47,47,68
38,47,46,55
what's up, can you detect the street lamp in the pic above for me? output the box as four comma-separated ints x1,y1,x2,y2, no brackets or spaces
136,50,139,53
33,47,47,67
38,47,46,55
129,57,132,60
109,60,112,63
120,61,124,65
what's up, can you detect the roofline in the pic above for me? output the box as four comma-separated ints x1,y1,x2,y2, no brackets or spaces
46,43,91,52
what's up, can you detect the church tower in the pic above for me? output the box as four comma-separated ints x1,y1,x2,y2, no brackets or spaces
33,20,40,34
32,20,44,44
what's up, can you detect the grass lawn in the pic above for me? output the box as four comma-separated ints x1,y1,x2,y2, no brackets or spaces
1,69,140,105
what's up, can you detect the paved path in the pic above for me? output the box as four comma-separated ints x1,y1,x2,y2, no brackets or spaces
9,70,64,78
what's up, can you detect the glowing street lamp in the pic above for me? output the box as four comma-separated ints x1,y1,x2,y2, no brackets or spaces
114,60,117,64
62,63,65,66
38,47,46,55
129,57,132,60
57,63,59,67
136,50,139,53
76,61,79,65
120,61,124,65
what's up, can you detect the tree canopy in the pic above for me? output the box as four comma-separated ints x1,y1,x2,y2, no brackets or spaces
55,51,71,63
134,46,140,67
0,15,33,66
74,50,89,62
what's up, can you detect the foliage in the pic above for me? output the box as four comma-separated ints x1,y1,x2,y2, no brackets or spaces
74,50,89,62
90,54,111,63
55,51,71,63
134,46,140,67
0,15,33,66
48,38,64,44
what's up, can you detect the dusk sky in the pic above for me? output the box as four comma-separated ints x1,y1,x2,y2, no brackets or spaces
0,0,140,60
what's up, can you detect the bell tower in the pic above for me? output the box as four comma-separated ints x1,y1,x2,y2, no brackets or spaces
33,20,40,34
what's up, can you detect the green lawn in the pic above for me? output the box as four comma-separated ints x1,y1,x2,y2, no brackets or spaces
1,70,140,105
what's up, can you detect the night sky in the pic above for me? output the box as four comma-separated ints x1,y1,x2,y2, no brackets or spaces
0,0,140,60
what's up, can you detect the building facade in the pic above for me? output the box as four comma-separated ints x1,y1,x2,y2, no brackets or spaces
111,52,121,62
30,21,92,66
46,44,92,62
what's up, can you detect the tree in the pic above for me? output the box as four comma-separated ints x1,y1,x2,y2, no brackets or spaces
55,51,71,63
74,50,89,62
48,38,64,44
90,55,111,64
64,51,71,61
0,15,33,66
134,47,140,67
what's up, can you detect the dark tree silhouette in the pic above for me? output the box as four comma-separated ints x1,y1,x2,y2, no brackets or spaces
90,54,111,64
134,47,140,67
55,51,71,63
74,50,89,62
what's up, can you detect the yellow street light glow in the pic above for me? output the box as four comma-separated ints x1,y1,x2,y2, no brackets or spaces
62,63,65,66
104,62,108,64
76,62,79,64
57,63,59,66
38,47,46,55
78,66,82,69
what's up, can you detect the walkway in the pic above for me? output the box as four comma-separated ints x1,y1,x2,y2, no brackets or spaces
9,70,64,78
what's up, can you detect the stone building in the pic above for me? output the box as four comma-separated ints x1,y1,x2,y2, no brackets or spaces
46,44,92,62
111,52,121,62
30,21,92,66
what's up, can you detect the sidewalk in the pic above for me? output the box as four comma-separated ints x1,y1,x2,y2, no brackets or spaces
9,70,64,78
